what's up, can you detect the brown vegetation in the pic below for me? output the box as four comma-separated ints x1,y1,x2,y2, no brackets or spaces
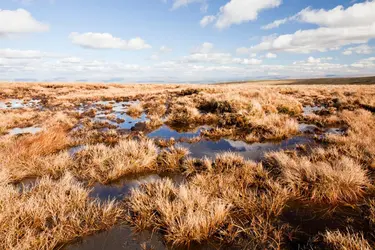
1,77,375,249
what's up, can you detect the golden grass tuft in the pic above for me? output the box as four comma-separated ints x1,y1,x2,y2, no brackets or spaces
74,139,158,184
266,148,369,205
157,146,190,172
127,154,292,248
166,104,200,126
0,126,72,181
127,179,231,246
0,172,123,250
323,230,371,250
126,103,144,117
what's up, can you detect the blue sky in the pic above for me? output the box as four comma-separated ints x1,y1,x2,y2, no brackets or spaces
1,0,375,82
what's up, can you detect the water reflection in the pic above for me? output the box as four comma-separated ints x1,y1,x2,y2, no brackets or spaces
178,136,313,162
148,125,209,139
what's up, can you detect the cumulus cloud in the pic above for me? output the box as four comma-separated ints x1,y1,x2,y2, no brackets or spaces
200,15,216,27
0,9,49,36
250,24,375,53
201,0,282,29
252,1,375,53
296,2,375,28
159,45,172,53
261,18,289,30
0,49,52,58
69,32,151,50
351,57,375,69
265,52,277,58
263,1,375,30
193,42,214,53
168,0,208,12
183,42,262,65
342,44,373,55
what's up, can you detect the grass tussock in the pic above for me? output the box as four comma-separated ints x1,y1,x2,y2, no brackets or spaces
127,154,292,248
326,109,375,166
126,103,144,117
0,126,72,181
323,230,371,250
166,104,200,126
74,139,158,184
265,147,369,205
127,179,232,245
157,146,190,172
0,172,122,250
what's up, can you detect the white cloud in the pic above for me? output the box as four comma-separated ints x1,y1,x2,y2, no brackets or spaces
351,57,375,68
250,25,375,53
265,52,277,58
342,44,373,55
261,18,288,30
59,57,81,63
0,49,51,58
252,1,375,53
169,0,208,11
297,2,375,28
200,15,216,27
263,1,375,30
193,42,214,53
159,45,172,53
69,32,151,50
201,0,282,29
0,9,49,36
184,42,262,65
236,47,250,55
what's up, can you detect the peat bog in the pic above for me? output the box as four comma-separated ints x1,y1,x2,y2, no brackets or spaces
1,79,375,249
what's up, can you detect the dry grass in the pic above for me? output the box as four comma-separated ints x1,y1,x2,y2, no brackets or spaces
127,154,292,248
127,179,231,245
0,172,123,250
0,126,72,181
323,230,371,250
325,109,375,167
74,139,158,184
126,103,144,117
156,146,190,172
266,147,369,205
1,79,375,249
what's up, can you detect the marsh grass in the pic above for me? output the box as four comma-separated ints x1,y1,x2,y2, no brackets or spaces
126,103,144,118
1,80,375,249
127,154,293,248
0,172,123,250
323,230,371,250
0,126,72,181
265,148,369,205
156,146,190,172
74,139,158,184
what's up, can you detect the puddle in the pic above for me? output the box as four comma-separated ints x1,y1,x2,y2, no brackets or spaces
66,224,166,250
14,177,39,192
325,127,346,135
148,125,209,140
303,105,324,115
178,136,314,162
90,173,185,201
77,100,149,131
68,145,86,156
0,99,41,109
9,127,42,135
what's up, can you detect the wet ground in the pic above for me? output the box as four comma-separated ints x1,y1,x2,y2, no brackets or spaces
90,172,186,201
4,100,347,250
9,126,43,135
66,225,167,250
178,136,314,161
0,99,42,110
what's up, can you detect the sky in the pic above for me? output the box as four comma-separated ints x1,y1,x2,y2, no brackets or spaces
0,0,375,83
